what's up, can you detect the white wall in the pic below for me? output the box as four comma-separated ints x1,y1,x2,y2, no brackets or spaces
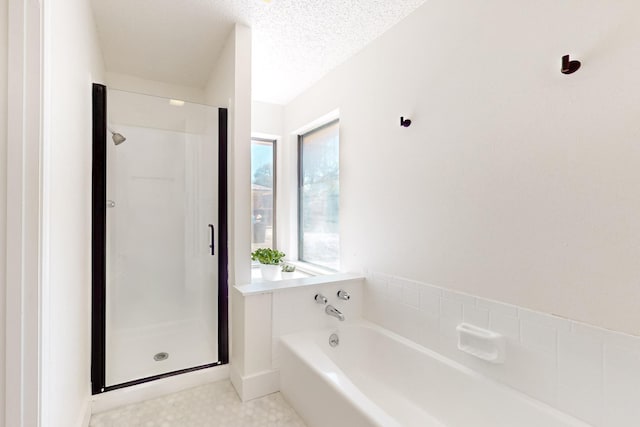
204,24,252,396
205,24,252,288
283,0,640,336
44,0,105,424
0,0,7,423
205,28,235,107
252,101,283,137
231,23,252,283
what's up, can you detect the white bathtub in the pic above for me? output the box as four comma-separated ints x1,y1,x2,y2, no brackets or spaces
279,321,591,427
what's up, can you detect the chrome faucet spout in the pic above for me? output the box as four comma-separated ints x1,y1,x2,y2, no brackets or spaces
325,304,345,321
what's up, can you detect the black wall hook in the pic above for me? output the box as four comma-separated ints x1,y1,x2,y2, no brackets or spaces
400,116,412,127
561,54,581,74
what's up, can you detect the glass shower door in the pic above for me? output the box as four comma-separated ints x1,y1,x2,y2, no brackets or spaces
102,88,222,387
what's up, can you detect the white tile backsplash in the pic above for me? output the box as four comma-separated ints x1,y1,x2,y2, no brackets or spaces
440,297,463,321
520,320,557,354
418,286,441,316
368,275,388,296
496,344,558,407
518,307,571,333
557,329,603,394
603,344,640,426
387,279,403,303
420,311,441,345
442,288,476,305
463,304,490,328
364,271,640,427
476,298,518,317
371,271,392,284
603,328,640,355
489,311,520,341
400,279,420,309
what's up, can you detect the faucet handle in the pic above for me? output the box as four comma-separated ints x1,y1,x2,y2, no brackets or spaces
314,293,328,304
337,290,351,300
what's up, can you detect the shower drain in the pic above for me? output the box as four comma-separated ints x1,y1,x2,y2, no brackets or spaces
153,352,169,362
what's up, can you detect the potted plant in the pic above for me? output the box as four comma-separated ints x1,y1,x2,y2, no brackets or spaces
281,263,296,280
251,248,285,281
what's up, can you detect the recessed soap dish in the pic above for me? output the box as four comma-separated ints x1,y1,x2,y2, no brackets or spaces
456,323,506,364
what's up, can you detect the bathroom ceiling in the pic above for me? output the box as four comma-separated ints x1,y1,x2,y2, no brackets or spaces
91,0,426,105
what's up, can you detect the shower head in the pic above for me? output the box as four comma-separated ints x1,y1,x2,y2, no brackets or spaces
110,130,126,145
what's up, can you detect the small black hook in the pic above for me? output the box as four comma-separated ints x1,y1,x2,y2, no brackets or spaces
400,116,411,127
561,54,581,74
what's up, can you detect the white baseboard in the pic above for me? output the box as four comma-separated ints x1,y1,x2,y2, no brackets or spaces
230,366,279,402
91,364,229,415
79,399,91,427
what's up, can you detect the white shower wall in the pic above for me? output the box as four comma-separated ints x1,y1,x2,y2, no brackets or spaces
105,91,219,386
112,126,186,318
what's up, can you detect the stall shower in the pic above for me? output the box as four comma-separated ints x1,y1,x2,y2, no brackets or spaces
91,84,228,393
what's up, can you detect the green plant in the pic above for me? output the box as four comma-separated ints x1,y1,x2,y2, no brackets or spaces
281,263,296,273
251,248,286,265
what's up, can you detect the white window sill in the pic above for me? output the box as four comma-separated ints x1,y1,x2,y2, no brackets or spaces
237,272,364,296
248,260,337,283
250,267,311,282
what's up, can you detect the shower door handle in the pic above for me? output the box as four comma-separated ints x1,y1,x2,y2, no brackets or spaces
208,224,215,256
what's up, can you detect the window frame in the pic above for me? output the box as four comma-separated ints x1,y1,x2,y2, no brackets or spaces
251,137,277,252
297,119,340,269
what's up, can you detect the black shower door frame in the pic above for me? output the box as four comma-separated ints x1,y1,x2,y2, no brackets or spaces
90,83,229,394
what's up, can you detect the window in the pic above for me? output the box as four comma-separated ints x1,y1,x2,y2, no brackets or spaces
298,120,339,270
251,138,276,251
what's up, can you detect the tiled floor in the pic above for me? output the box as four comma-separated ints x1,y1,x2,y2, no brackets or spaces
90,380,307,427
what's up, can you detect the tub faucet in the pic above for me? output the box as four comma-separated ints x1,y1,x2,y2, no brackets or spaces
326,305,345,321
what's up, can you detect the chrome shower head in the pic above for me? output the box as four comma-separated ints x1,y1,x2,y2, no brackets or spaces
110,130,126,145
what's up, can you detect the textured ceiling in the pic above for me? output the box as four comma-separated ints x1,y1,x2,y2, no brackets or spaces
91,0,427,105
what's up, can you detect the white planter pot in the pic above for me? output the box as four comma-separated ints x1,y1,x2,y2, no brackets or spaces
281,271,295,280
260,264,280,281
